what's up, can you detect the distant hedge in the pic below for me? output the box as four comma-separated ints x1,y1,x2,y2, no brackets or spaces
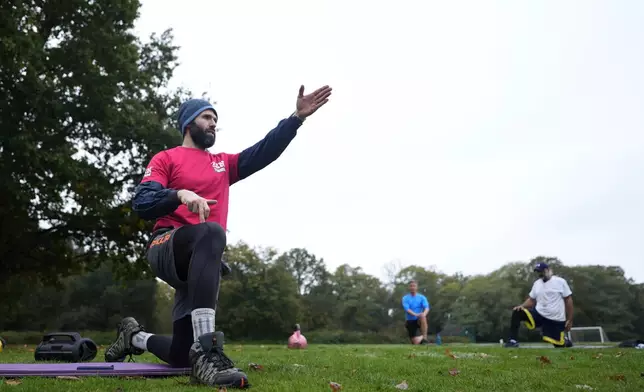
303,330,472,344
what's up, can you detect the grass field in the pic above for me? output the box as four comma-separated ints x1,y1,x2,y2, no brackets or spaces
1,343,642,391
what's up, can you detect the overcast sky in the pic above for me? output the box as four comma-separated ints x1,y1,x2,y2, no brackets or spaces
134,0,644,283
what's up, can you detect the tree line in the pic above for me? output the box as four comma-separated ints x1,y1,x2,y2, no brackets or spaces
1,2,642,345
2,245,642,344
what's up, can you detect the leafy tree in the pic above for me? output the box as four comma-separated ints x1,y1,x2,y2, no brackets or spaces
449,275,519,341
628,283,644,338
557,265,637,340
276,248,327,295
217,242,301,340
333,265,391,332
0,0,183,296
299,268,336,331
1,261,157,332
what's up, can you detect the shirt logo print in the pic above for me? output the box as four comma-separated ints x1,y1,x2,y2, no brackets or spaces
212,161,226,173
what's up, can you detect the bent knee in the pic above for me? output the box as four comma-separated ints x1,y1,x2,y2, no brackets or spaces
191,222,227,260
197,222,226,242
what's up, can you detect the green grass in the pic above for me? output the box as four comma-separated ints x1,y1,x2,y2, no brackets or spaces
1,343,642,391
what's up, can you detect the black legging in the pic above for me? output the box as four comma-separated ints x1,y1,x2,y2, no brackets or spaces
146,222,226,367
509,308,530,341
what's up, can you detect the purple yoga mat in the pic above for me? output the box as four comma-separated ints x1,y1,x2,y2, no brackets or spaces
0,362,191,377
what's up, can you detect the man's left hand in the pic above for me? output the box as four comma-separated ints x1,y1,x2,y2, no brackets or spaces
295,85,333,119
565,319,573,332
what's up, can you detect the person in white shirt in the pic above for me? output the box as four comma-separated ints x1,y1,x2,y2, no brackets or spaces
504,262,574,348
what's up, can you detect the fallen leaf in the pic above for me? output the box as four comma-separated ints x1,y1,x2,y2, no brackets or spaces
408,353,416,359
115,388,124,392
5,379,22,386
615,351,624,357
539,355,551,365
248,363,264,371
28,348,35,352
445,349,457,359
218,387,228,392
56,376,80,380
23,344,27,348
511,355,518,359
449,369,460,376
329,381,342,391
570,356,575,360
609,374,625,381
351,369,357,375
592,353,603,359
575,385,593,390
395,380,409,390
478,353,489,358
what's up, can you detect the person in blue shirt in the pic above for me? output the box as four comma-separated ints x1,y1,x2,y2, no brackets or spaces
401,280,430,345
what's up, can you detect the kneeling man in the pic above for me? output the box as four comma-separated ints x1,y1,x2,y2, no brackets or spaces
505,262,574,348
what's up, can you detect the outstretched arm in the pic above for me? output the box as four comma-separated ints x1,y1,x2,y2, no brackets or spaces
236,114,303,181
235,86,331,184
234,85,332,182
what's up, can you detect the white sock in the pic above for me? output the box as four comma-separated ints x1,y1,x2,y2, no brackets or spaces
131,332,153,351
191,308,216,341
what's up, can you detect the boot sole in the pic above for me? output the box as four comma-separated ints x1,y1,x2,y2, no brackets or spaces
190,375,251,389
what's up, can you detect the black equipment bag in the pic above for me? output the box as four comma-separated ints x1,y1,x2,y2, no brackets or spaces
34,332,98,362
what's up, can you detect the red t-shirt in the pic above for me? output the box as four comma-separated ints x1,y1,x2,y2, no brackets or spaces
140,146,240,231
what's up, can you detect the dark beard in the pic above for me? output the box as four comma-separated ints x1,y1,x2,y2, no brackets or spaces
187,122,215,149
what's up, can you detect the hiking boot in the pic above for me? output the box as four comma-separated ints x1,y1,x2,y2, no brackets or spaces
104,317,145,362
189,331,250,389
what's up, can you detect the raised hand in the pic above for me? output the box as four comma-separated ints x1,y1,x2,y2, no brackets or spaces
177,189,217,223
295,85,332,119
